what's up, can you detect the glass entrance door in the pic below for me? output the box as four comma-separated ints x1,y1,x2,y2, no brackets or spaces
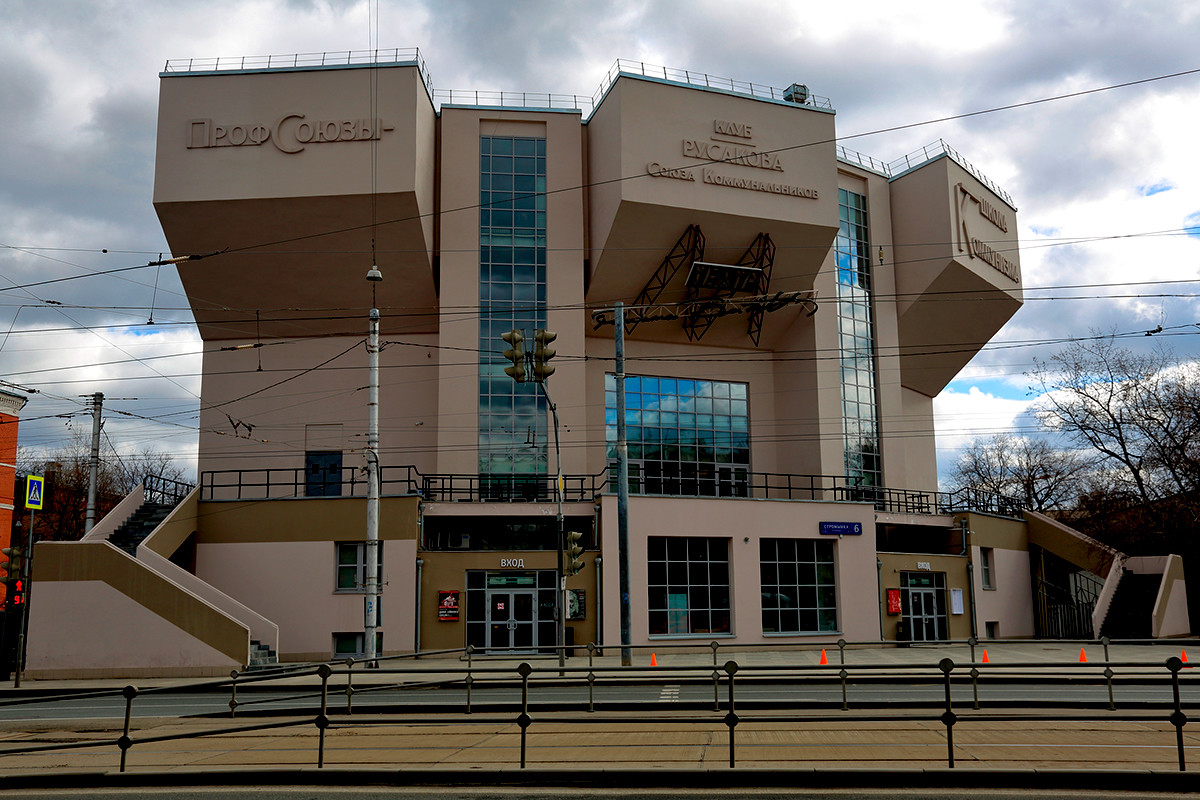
487,589,536,652
909,587,940,641
901,571,948,641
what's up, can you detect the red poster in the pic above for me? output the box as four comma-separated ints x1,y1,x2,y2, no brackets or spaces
438,591,460,621
886,588,902,615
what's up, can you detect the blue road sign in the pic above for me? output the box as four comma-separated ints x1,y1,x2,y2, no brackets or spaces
25,475,44,510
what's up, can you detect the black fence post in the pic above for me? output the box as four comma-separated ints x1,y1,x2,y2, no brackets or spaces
1167,656,1188,772
466,645,474,714
724,660,739,768
517,662,533,768
939,658,956,768
118,685,137,773
228,669,239,718
316,663,331,768
344,657,355,715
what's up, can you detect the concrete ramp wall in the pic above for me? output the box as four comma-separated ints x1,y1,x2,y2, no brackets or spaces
27,540,247,679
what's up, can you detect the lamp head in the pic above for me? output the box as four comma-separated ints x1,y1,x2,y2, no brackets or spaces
366,266,383,282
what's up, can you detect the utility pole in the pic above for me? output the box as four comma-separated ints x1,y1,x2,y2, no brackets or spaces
364,267,383,666
84,392,103,533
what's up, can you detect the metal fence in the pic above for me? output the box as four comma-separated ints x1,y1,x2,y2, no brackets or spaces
198,465,1023,518
1,638,1195,774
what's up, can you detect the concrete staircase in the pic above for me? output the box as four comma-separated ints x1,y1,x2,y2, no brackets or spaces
248,639,278,669
107,503,173,556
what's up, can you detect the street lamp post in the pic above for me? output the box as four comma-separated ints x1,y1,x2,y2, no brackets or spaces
364,266,383,665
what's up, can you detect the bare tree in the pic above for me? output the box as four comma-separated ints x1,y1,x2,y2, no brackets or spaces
1029,334,1200,505
946,432,1090,511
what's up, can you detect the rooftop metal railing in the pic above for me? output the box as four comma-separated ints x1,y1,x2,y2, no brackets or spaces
434,89,591,112
836,145,894,176
161,47,434,96
889,138,1017,208
593,59,834,112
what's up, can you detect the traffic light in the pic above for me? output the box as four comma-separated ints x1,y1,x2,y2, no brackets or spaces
2,547,23,605
563,531,584,577
501,330,526,383
532,329,557,383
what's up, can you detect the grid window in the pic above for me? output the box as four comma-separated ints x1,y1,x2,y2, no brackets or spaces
606,375,750,497
836,188,881,487
478,136,548,481
335,542,383,592
760,539,838,633
647,536,731,635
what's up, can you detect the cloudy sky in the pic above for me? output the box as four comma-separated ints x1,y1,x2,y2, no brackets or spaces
2,0,1199,482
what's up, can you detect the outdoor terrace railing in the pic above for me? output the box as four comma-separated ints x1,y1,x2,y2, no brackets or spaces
199,465,1024,517
1,637,1196,775
142,473,195,507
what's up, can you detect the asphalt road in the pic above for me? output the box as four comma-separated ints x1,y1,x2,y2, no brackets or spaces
1,678,1197,721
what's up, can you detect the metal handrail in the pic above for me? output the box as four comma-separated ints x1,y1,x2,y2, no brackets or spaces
0,641,1194,774
142,474,195,507
197,465,1024,517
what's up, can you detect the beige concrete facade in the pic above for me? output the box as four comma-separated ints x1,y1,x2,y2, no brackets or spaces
49,54,1176,679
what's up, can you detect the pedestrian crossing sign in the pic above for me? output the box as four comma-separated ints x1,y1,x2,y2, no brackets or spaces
25,475,44,510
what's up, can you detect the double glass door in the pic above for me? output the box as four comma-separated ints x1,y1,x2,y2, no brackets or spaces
487,590,537,651
902,571,948,641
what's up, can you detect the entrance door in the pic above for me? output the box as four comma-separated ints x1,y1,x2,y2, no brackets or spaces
487,590,537,652
909,587,940,641
901,571,948,641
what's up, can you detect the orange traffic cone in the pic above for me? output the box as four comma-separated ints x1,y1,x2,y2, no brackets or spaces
1079,647,1088,663
650,653,657,667
1183,650,1191,668
981,649,990,664
819,648,828,665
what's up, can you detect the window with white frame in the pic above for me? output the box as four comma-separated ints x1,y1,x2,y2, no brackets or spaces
760,538,838,633
647,536,730,635
335,542,384,592
980,547,994,589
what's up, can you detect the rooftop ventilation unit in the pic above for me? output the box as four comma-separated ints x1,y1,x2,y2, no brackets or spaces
784,83,810,105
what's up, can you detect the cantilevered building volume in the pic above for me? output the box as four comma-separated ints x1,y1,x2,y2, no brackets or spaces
24,51,1189,676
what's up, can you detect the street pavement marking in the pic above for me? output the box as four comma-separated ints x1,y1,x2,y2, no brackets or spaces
659,685,680,703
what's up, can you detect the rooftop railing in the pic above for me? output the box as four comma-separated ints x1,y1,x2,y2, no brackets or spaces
889,138,1016,208
593,58,834,112
434,89,591,112
161,47,434,96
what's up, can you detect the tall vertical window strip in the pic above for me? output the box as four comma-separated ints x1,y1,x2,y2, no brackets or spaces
605,375,750,497
836,188,881,486
478,136,548,481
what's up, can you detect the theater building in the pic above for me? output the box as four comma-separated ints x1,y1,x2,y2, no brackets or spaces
24,51,1189,676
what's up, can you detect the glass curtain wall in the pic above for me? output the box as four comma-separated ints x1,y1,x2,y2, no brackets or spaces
605,375,750,497
478,136,548,492
836,189,881,487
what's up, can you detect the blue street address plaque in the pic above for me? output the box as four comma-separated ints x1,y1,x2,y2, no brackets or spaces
819,521,862,536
